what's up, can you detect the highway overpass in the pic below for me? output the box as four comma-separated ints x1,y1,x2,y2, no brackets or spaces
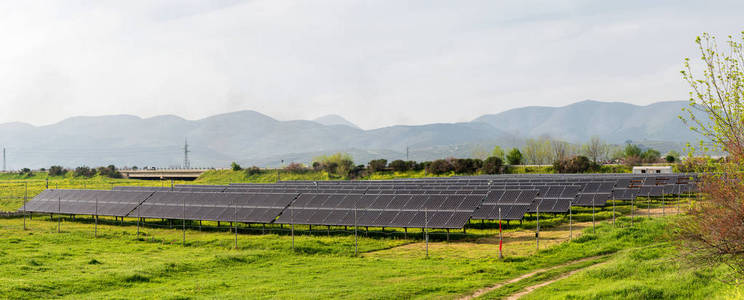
120,169,212,180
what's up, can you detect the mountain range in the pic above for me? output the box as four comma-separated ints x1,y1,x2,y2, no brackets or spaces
0,100,700,169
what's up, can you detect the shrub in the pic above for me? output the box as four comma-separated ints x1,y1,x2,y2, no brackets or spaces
506,148,523,165
624,144,642,157
313,153,354,176
97,165,122,178
426,159,454,175
245,166,262,175
349,165,367,179
367,159,388,172
674,157,708,173
641,149,661,163
49,165,67,176
481,156,503,174
231,162,242,171
553,155,598,173
284,162,309,173
74,166,96,177
452,158,482,174
18,168,33,176
389,160,409,172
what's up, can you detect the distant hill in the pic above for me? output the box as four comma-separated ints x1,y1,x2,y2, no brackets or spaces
0,111,514,169
312,114,361,129
472,100,698,144
0,100,702,169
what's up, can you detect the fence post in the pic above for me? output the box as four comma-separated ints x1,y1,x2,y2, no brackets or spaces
631,196,635,226
57,193,61,233
536,205,539,253
233,198,238,249
612,193,616,227
23,182,27,230
592,198,595,235
569,203,572,241
182,195,186,246
498,207,503,259
677,184,680,214
136,199,140,238
354,203,358,256
647,191,651,218
291,204,295,252
95,196,98,238
425,208,429,259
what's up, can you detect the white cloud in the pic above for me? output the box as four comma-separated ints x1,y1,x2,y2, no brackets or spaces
0,0,741,129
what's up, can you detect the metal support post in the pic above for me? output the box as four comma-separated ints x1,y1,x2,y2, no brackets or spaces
498,207,503,259
425,208,429,259
536,205,539,253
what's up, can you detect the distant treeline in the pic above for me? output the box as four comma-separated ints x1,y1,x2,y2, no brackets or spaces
41,165,122,179
224,141,679,179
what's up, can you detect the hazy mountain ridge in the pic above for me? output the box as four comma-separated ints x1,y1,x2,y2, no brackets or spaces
312,114,361,129
473,100,696,144
0,100,698,169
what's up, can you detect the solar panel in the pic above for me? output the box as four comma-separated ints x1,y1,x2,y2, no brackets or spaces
135,192,296,223
22,189,154,217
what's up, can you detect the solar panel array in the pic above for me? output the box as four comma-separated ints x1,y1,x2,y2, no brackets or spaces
135,192,297,223
21,173,698,229
22,189,154,217
471,189,538,220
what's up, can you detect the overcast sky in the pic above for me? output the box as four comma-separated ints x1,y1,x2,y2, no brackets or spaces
1,1,742,129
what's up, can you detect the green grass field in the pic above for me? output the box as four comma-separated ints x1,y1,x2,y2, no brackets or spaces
0,173,738,299
0,216,735,299
0,213,737,298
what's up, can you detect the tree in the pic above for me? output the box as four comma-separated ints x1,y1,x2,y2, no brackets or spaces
523,137,554,164
491,146,505,161
74,166,96,177
313,153,355,177
97,165,121,178
245,166,262,175
676,32,744,282
552,140,570,162
231,162,242,171
48,165,67,176
426,159,454,175
481,156,503,174
624,144,642,158
18,168,33,176
367,159,388,172
640,148,661,163
284,162,309,173
553,155,597,173
665,150,680,163
506,148,523,165
582,136,608,163
452,158,482,174
389,160,409,172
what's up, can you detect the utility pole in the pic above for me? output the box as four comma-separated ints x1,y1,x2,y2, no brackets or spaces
406,146,409,161
2,147,5,171
183,138,191,169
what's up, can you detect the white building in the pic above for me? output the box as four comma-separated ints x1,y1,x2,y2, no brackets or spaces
632,166,673,174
